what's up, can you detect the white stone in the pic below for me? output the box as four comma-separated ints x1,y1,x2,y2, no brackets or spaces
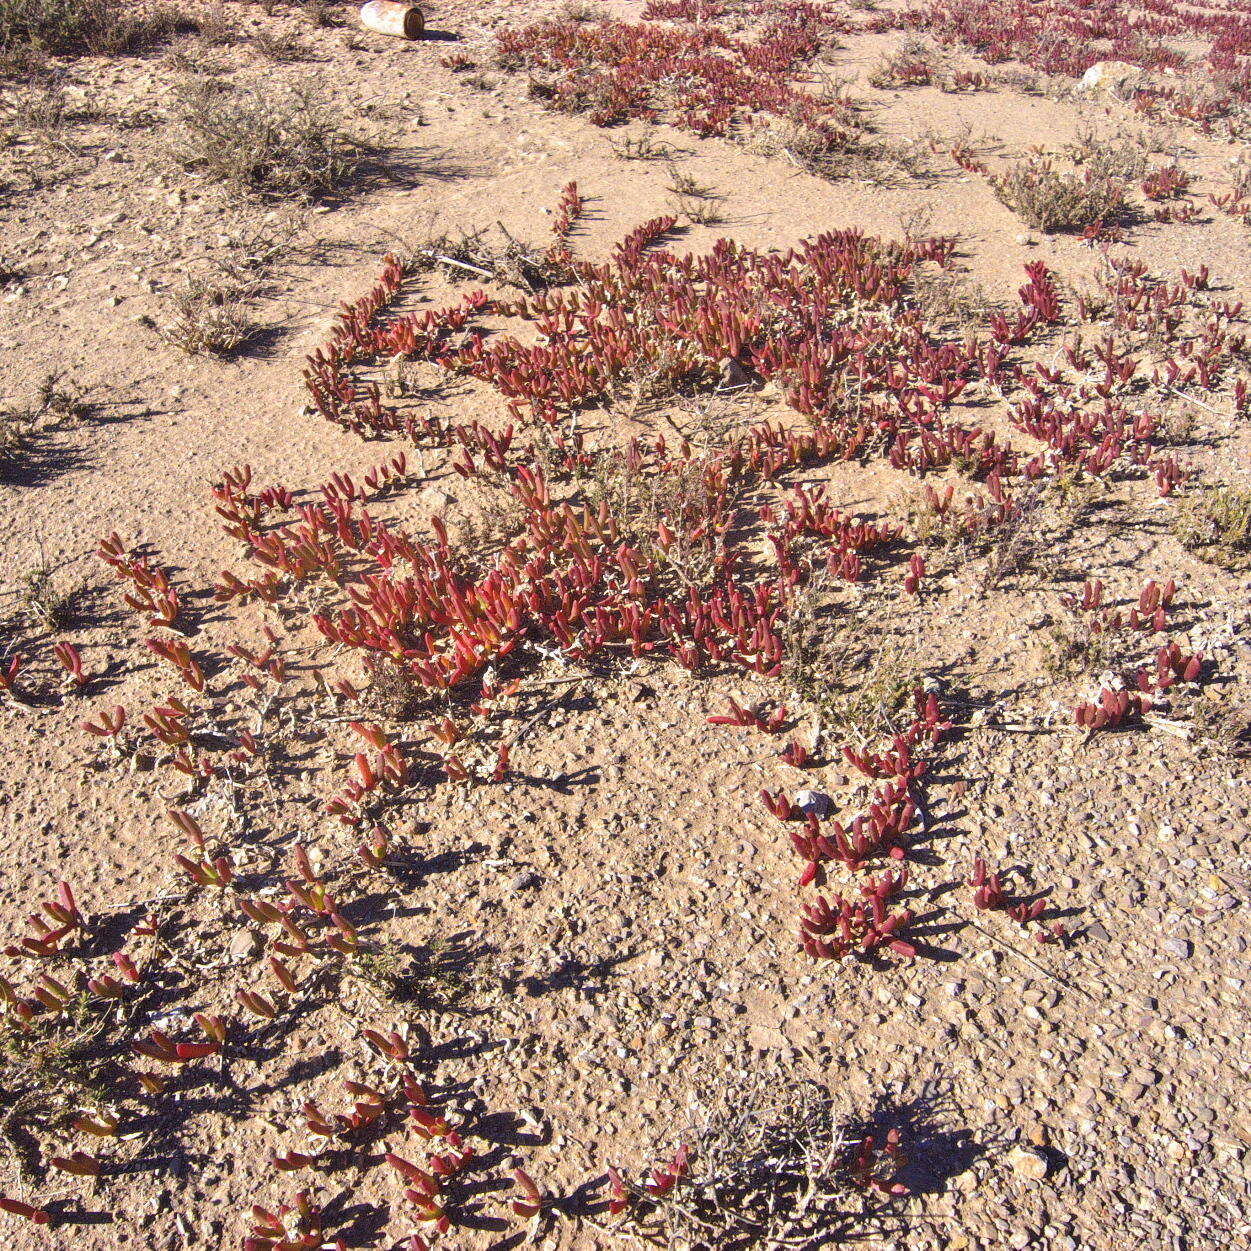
1078,61,1143,98
794,790,830,818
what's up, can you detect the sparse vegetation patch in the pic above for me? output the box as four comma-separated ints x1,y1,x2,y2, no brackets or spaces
993,155,1125,234
0,5,1249,1248
0,0,186,69
170,77,364,200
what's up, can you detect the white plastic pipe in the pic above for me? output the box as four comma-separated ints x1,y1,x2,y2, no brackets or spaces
360,1,424,39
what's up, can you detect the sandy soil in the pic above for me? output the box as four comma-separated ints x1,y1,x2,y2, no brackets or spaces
0,2,1249,1249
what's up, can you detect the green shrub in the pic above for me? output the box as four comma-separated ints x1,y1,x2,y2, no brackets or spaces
1175,485,1251,566
994,156,1124,234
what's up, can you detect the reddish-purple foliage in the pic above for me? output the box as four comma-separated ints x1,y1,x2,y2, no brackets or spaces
498,5,852,139
894,0,1251,137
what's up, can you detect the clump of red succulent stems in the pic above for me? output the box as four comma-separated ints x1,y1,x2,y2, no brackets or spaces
265,1066,475,1237
249,1029,532,1247
1060,577,1205,729
498,6,853,140
352,820,395,870
707,696,787,733
146,634,206,692
229,843,370,979
305,207,989,468
1072,687,1152,731
846,1127,909,1196
1060,576,1178,634
0,888,184,1198
800,868,916,961
374,1057,477,1234
97,532,182,628
947,68,988,91
0,1196,52,1225
604,1143,691,1217
133,1013,225,1065
1149,199,1203,226
96,536,215,709
314,455,414,506
1210,184,1251,226
968,858,1066,944
1142,640,1204,692
217,456,794,732
1142,163,1192,201
3,881,83,960
325,721,412,824
264,197,1177,797
763,690,947,890
917,479,1018,544
362,1027,412,1064
843,724,933,783
872,48,934,88
0,651,22,699
171,806,237,891
245,1189,340,1251
1072,637,1206,731
36,174,1237,1233
547,179,585,270
755,689,947,963
293,1079,388,1154
77,620,295,786
300,183,1199,584
51,641,89,691
780,738,809,768
1070,252,1245,430
1,921,139,1022
145,699,213,780
762,484,900,586
81,704,128,748
893,0,1251,138
302,254,491,439
228,632,289,693
944,136,990,177
509,1166,547,1223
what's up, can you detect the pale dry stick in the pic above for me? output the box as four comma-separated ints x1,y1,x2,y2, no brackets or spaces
0,694,42,715
1164,385,1228,418
946,700,1062,735
527,673,595,691
1142,712,1192,739
98,891,188,914
964,917,1101,1003
506,677,588,754
436,254,495,280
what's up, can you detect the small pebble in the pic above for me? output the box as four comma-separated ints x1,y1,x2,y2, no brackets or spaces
1007,1145,1049,1181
